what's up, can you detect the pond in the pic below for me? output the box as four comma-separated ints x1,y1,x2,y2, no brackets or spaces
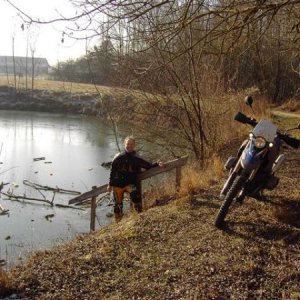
0,110,121,269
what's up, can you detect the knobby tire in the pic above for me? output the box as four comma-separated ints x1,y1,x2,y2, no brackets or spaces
215,175,246,228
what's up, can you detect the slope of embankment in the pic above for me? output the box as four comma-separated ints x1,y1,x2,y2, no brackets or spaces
0,79,145,117
1,146,300,299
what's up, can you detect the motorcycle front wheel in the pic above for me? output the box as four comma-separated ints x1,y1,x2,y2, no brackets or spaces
215,175,247,228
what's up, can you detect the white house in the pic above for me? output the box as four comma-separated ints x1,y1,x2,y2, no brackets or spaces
0,56,50,76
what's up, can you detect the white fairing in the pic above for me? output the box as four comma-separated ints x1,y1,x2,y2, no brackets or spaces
252,120,277,142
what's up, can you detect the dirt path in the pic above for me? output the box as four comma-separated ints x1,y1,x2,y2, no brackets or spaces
272,110,300,120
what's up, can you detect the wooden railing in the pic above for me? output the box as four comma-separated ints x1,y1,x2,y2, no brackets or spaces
68,156,188,232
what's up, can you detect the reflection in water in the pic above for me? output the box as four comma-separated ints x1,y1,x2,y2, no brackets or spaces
0,110,120,268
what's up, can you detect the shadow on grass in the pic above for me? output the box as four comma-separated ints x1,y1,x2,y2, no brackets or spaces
220,220,299,244
216,192,300,229
273,196,300,229
190,196,220,209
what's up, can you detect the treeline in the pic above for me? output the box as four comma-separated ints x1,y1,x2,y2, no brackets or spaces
47,1,300,160
50,1,300,103
50,40,116,85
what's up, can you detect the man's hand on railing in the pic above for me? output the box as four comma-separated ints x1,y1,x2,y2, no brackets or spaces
158,161,164,167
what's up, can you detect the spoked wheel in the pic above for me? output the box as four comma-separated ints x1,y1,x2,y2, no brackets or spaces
215,175,247,228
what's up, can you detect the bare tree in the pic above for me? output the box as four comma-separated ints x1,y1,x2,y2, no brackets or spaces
7,0,300,158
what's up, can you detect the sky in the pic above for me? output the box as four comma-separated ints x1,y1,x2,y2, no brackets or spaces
0,0,93,66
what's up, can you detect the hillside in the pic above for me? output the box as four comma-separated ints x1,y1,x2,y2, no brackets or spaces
1,144,299,299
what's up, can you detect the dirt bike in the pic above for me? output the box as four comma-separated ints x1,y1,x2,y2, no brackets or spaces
215,96,300,228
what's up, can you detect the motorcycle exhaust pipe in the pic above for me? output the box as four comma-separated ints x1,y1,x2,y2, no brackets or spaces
272,154,285,173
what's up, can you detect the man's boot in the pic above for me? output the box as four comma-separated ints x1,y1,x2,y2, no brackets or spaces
133,202,143,213
114,204,123,222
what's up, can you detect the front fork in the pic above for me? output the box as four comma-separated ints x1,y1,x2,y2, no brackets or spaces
220,154,261,199
220,172,236,198
220,157,242,198
221,139,272,199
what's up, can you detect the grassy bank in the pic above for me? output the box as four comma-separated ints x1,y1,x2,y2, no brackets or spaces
0,77,150,100
0,77,114,94
1,143,300,299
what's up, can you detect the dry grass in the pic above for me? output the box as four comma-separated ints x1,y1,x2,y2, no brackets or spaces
271,110,300,140
0,76,150,100
142,156,225,209
0,270,9,286
143,177,177,209
115,155,226,217
0,270,12,298
203,89,273,155
139,156,225,209
280,98,300,113
251,95,272,118
180,155,224,195
0,76,100,93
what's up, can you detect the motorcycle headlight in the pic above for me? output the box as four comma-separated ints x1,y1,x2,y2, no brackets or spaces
254,137,266,149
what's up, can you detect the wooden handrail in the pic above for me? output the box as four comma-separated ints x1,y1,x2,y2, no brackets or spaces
68,155,188,205
68,185,107,205
137,156,188,180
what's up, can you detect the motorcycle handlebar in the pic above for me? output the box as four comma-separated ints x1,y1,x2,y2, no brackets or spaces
234,112,300,149
234,112,257,127
277,133,300,149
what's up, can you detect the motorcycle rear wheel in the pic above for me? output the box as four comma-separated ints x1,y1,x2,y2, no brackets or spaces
215,175,247,228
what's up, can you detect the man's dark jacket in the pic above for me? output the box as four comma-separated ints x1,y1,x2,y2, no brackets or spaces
109,151,158,187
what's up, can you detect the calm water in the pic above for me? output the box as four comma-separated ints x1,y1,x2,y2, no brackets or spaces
0,110,120,268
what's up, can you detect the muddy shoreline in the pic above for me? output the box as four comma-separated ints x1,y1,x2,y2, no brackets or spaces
0,86,101,116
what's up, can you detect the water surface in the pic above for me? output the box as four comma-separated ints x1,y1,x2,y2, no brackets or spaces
0,110,119,268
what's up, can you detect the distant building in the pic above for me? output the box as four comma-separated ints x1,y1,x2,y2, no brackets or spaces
0,56,50,76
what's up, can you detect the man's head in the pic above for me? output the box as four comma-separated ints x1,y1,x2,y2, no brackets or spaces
124,136,136,153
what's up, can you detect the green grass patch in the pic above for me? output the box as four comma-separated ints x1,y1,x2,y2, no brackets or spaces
271,110,300,140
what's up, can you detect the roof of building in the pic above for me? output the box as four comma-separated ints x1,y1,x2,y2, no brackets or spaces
0,56,49,67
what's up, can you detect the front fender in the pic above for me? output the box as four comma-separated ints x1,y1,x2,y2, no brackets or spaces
240,144,265,171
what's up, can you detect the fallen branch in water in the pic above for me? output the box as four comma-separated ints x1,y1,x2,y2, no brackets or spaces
101,161,112,169
23,180,81,195
51,191,56,205
97,193,110,206
0,209,9,215
0,259,6,266
55,203,85,210
1,191,86,210
1,191,53,206
33,157,45,161
0,182,9,191
0,166,19,175
36,187,47,200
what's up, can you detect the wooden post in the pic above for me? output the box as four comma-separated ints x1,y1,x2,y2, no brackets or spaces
90,186,97,232
176,166,182,191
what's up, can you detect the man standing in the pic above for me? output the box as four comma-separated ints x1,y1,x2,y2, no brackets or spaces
107,136,163,221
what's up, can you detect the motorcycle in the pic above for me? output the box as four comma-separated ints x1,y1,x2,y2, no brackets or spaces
215,96,300,228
